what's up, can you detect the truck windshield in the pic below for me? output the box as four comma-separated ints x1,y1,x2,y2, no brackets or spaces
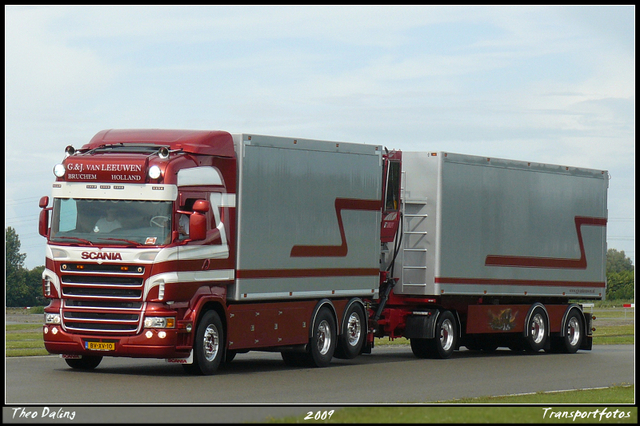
49,198,173,246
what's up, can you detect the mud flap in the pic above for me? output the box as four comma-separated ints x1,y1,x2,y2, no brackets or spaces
166,350,193,364
581,312,594,350
403,310,439,339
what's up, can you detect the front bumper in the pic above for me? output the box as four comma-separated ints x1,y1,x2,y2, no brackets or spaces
43,325,191,359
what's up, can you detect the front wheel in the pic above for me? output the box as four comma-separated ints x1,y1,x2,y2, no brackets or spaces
186,310,224,375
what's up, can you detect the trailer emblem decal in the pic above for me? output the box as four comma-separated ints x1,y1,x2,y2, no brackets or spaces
488,308,518,331
290,198,382,257
484,216,607,269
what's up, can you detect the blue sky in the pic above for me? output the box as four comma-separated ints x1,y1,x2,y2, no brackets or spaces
5,5,635,269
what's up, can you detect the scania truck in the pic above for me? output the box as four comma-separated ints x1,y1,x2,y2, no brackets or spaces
38,129,608,374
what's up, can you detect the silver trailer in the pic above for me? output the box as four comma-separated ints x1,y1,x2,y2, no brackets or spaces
397,151,608,300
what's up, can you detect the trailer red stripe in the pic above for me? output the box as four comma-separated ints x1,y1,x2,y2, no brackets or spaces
485,216,607,269
435,277,606,288
290,198,382,257
237,268,380,279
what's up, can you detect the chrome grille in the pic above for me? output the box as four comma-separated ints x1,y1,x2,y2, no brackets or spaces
60,264,144,334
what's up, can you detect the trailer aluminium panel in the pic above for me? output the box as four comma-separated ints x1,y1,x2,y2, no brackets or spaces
230,134,384,301
399,151,608,300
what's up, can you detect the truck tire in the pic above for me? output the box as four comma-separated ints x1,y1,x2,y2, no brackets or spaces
559,309,584,353
65,355,102,370
188,310,224,375
410,310,457,359
334,302,365,359
524,306,548,352
308,307,337,367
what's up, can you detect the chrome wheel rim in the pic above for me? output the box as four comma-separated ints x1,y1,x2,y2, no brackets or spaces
530,313,545,344
440,319,454,351
317,320,332,355
346,312,362,347
203,324,219,362
566,316,581,346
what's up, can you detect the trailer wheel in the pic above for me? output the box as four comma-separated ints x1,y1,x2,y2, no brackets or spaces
560,310,584,353
188,310,224,375
334,303,365,359
308,307,337,367
524,307,548,352
411,310,457,359
65,355,102,370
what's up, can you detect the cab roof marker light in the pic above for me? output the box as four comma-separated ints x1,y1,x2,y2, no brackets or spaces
158,147,170,159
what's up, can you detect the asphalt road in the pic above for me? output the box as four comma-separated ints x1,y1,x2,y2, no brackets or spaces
4,344,634,423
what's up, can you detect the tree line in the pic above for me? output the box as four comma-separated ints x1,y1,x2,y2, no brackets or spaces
4,226,636,307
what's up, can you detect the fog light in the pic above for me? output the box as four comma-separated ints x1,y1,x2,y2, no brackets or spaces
51,327,58,335
145,331,153,339
44,326,49,334
158,331,167,339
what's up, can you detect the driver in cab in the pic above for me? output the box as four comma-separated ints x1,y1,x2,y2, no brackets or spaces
94,206,122,233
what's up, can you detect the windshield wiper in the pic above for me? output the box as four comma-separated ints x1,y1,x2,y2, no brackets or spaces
96,237,140,247
51,236,94,246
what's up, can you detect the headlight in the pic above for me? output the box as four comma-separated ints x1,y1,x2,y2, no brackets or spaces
53,164,66,177
148,165,161,179
144,316,175,329
45,313,61,324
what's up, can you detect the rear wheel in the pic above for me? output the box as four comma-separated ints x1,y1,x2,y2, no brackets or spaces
560,310,584,353
281,307,337,368
525,307,548,352
411,310,457,359
65,355,102,370
334,303,366,359
308,307,337,367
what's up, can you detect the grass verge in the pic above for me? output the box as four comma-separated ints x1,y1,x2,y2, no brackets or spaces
269,386,636,423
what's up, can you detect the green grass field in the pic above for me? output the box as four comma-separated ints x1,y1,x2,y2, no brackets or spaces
270,395,637,424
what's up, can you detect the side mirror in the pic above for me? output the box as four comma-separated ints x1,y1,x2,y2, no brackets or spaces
39,196,49,208
39,196,50,237
189,212,207,241
192,199,210,214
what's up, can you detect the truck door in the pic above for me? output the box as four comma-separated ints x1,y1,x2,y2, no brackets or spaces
177,191,230,271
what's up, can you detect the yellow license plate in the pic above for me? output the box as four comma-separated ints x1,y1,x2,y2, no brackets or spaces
86,341,115,351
